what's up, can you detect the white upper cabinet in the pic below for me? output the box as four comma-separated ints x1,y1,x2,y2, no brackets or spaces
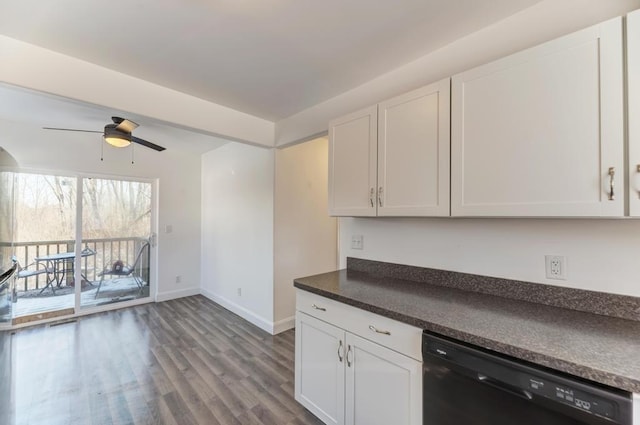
329,79,451,217
628,10,640,216
329,106,378,217
451,18,624,217
378,79,451,216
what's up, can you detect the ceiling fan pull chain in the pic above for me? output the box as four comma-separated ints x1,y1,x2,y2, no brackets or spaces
131,144,135,165
100,137,104,161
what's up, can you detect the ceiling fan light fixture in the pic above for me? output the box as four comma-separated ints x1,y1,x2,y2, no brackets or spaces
104,135,131,148
103,124,132,148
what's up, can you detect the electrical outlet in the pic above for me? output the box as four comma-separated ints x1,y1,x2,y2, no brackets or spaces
351,235,364,250
545,255,566,280
237,287,242,297
175,275,182,284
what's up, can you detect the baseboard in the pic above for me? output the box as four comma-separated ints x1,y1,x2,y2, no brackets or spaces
156,287,200,302
200,288,278,335
273,315,295,334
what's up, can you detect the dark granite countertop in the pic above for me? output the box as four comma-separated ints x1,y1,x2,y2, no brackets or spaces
294,268,640,393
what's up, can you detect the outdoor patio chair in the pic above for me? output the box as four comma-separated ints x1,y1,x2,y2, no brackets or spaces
95,241,149,299
14,258,56,295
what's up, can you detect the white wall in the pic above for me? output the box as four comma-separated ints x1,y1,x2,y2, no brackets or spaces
0,118,202,300
274,137,337,330
339,218,640,298
201,143,275,331
275,0,640,145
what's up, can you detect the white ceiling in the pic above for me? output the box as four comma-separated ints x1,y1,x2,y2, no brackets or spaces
0,0,541,121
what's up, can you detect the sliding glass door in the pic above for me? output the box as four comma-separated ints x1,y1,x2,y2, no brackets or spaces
80,177,152,309
4,170,154,323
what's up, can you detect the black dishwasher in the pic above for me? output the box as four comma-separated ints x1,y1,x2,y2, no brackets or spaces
422,331,633,425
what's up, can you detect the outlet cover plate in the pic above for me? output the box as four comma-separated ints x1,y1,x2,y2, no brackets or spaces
545,255,567,280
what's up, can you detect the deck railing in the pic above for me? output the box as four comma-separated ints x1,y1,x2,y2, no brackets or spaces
2,237,149,292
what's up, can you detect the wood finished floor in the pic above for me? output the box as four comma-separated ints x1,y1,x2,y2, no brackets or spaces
7,295,324,425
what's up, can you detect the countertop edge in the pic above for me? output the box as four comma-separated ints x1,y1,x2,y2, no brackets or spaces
294,280,640,394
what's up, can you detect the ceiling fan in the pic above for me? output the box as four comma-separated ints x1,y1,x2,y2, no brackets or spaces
43,116,166,152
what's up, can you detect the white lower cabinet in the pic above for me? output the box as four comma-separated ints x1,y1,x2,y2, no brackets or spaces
295,291,422,425
345,333,422,425
295,313,345,425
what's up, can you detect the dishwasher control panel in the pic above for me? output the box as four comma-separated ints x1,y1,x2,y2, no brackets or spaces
525,376,617,419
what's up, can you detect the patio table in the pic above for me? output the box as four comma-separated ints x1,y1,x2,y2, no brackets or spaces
35,248,96,293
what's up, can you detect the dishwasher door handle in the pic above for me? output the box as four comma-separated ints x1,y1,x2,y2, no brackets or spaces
478,373,533,400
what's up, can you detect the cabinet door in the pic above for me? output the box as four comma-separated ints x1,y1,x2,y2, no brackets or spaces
345,334,421,425
629,10,640,216
295,312,345,425
378,78,451,216
451,17,624,217
328,106,378,216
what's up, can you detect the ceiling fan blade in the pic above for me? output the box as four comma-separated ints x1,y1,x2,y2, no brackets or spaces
113,117,139,133
132,136,166,152
42,127,102,133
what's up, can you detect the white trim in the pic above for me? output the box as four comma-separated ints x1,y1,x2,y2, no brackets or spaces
74,176,83,310
156,287,200,303
200,288,276,334
273,315,295,334
149,178,159,301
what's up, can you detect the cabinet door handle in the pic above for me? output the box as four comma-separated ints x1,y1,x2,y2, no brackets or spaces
338,340,344,363
346,344,353,367
311,304,326,312
369,325,391,336
378,187,383,207
636,165,640,199
369,187,375,207
608,167,615,201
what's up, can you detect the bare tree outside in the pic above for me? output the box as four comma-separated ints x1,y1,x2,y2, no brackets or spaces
82,178,151,240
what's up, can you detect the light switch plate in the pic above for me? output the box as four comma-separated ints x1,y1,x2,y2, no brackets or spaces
351,235,364,250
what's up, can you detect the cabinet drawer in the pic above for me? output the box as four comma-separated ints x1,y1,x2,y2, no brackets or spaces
297,288,345,322
296,289,422,361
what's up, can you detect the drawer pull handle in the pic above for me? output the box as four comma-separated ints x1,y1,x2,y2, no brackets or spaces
346,345,353,367
311,304,326,312
608,167,615,201
369,325,391,336
338,340,344,363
